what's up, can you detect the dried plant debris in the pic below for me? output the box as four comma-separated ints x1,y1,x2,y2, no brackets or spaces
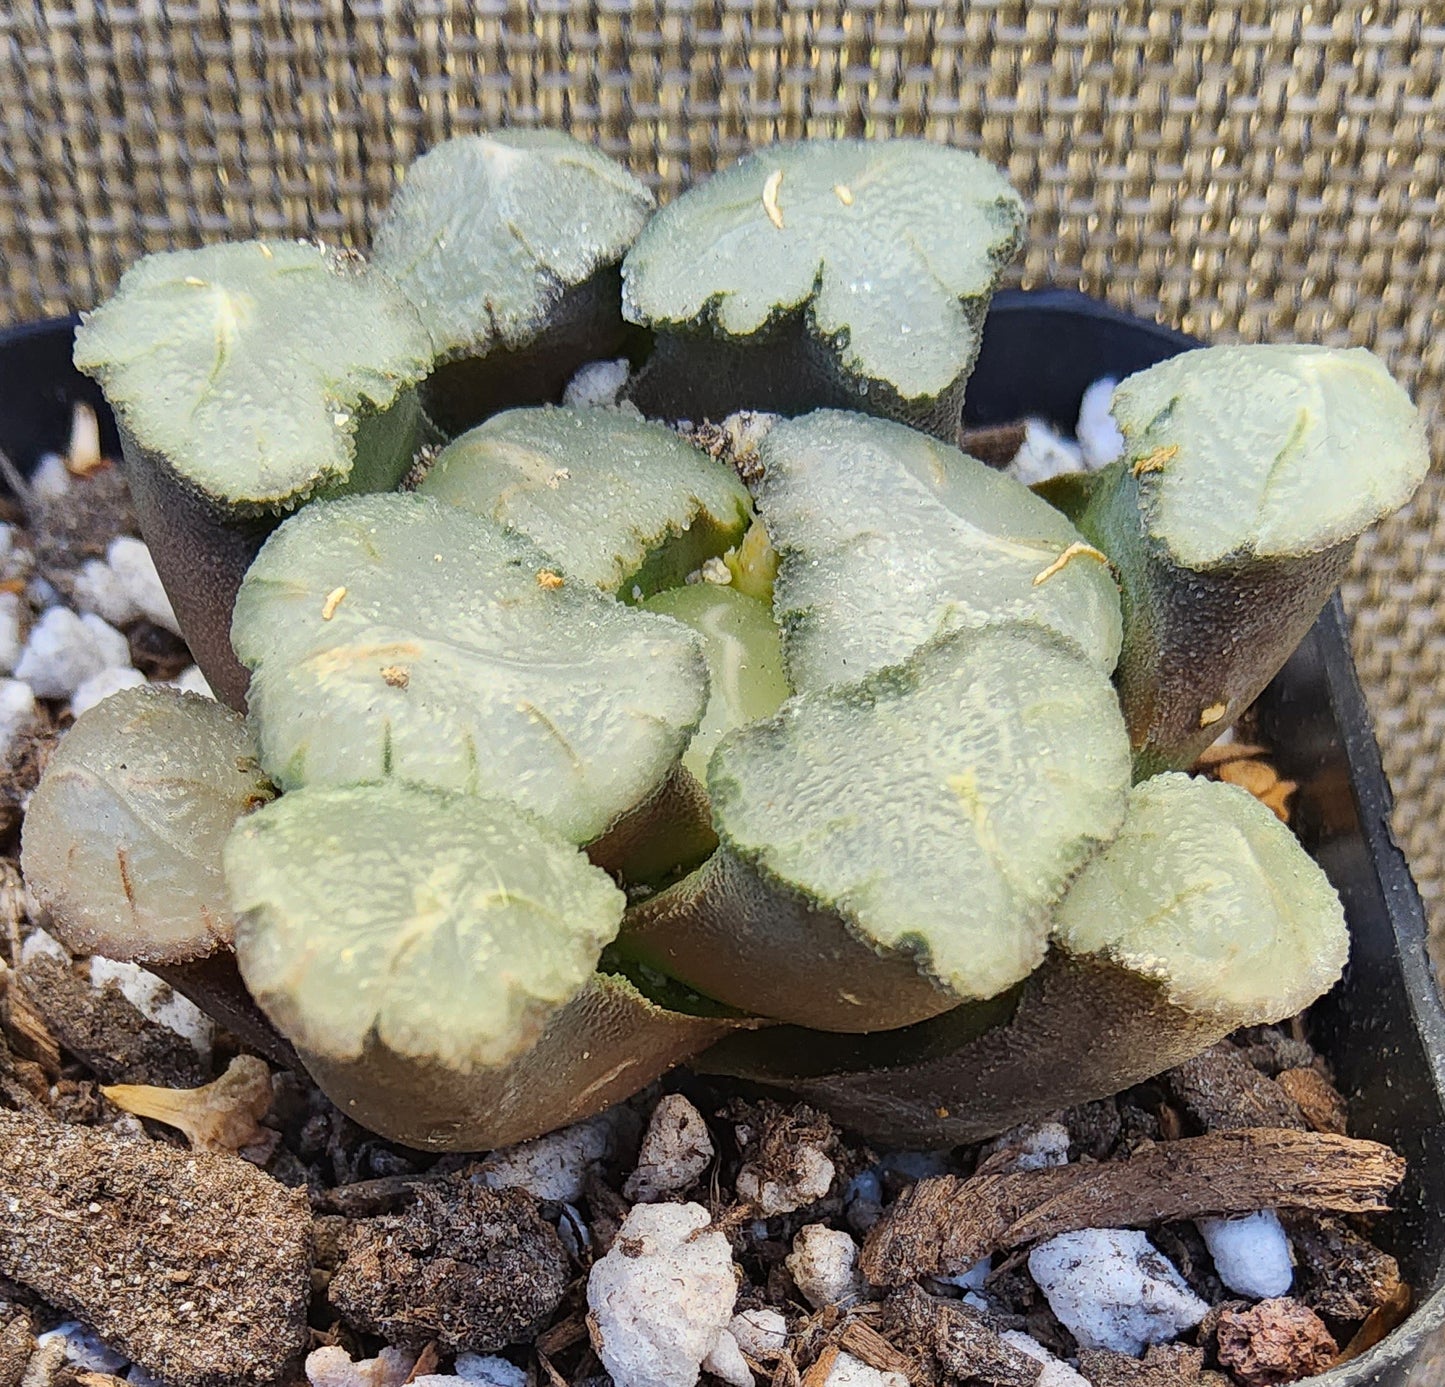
879,1285,1042,1387
328,1177,570,1353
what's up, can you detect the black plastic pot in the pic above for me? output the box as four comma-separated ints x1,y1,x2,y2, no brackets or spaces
1,292,1442,1384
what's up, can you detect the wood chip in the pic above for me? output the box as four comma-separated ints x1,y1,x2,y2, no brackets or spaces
1165,1043,1306,1133
861,1128,1405,1285
837,1317,917,1378
1275,1066,1349,1135
878,1286,1041,1387
799,1342,839,1387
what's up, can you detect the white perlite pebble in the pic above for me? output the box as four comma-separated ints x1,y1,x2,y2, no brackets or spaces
737,1145,835,1216
14,607,131,700
477,1113,615,1204
37,1322,129,1373
701,1330,752,1387
563,357,632,408
786,1225,863,1310
0,523,32,584
171,664,216,699
73,556,141,628
625,1093,714,1201
109,536,181,635
89,955,215,1062
0,678,37,757
932,1257,991,1293
1076,376,1126,470
728,1307,789,1359
306,1345,417,1387
981,1120,1071,1173
453,1354,528,1387
1029,1229,1208,1356
823,1350,908,1387
1196,1210,1294,1300
999,1331,1091,1387
32,453,73,502
0,590,24,672
20,927,69,966
71,665,148,717
587,1201,738,1387
1005,418,1086,486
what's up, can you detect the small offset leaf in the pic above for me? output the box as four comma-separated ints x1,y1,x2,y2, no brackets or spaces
1111,344,1430,567
758,411,1122,689
373,130,654,361
710,623,1131,1004
640,584,790,782
21,685,274,963
623,139,1024,401
226,783,625,1070
1053,772,1349,1023
232,493,707,843
419,406,753,597
73,241,434,510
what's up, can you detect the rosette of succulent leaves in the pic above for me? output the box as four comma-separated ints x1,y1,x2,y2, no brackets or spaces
29,131,1428,1152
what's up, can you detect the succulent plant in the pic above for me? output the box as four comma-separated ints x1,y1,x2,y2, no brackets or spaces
28,132,1427,1153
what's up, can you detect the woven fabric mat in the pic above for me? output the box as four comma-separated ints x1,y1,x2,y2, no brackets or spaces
2,1,1442,956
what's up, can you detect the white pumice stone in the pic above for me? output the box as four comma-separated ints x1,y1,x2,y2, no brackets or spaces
477,1113,616,1204
126,1367,167,1387
37,1321,129,1373
14,607,131,700
1005,418,1086,486
624,1093,714,1202
72,556,142,628
108,536,182,635
822,1350,908,1387
933,1257,992,1293
20,927,70,965
0,677,37,756
70,665,148,718
170,664,216,699
728,1307,789,1358
0,591,25,672
0,524,32,584
587,1202,738,1387
88,955,215,1062
305,1345,418,1387
1076,376,1125,470
844,1169,884,1234
563,357,631,408
453,1354,529,1387
1196,1210,1294,1300
32,453,73,501
999,1331,1092,1386
701,1329,753,1387
1028,1228,1208,1356
785,1225,863,1310
980,1120,1072,1173
737,1144,836,1215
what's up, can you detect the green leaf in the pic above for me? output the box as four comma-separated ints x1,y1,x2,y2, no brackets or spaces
757,411,1122,689
73,241,434,511
21,686,274,963
373,130,655,362
226,782,626,1071
419,406,753,597
622,139,1024,402
231,493,708,843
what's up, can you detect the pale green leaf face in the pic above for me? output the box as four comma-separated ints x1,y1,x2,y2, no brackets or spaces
73,241,434,509
1111,344,1430,567
373,130,655,359
710,624,1131,1003
758,411,1122,689
1053,772,1349,1023
419,406,753,596
20,686,274,963
622,139,1025,400
226,783,625,1070
640,584,791,782
232,493,708,843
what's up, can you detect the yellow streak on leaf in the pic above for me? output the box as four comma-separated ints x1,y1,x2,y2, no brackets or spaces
1132,443,1179,476
762,169,785,229
1032,541,1109,587
536,569,565,590
834,183,855,206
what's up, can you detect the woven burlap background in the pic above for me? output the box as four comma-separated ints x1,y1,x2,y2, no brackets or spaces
1,0,1442,958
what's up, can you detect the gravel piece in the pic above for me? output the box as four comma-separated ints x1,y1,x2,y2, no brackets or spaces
733,1102,838,1216
13,609,131,701
70,665,147,717
786,1226,863,1311
1005,419,1085,486
979,1121,1071,1174
453,1354,528,1387
305,1344,417,1386
998,1331,1089,1386
0,1108,311,1387
1213,1298,1337,1386
624,1094,713,1202
1027,1229,1208,1356
170,665,215,699
476,1114,615,1204
821,1349,908,1387
587,1201,738,1387
0,592,25,673
106,538,180,636
700,1329,752,1387
1076,377,1125,470
329,1178,568,1353
35,1320,128,1373
728,1307,788,1359
563,358,631,408
0,678,38,752
73,557,141,629
86,957,214,1063
1195,1211,1292,1300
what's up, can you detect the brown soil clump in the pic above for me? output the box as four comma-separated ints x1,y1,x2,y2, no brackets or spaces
1213,1298,1338,1386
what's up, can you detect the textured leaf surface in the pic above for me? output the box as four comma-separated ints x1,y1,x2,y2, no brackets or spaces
21,685,274,962
227,783,625,1070
623,139,1024,400
420,406,752,595
759,411,1122,689
232,493,707,843
641,584,790,781
73,241,434,508
1111,344,1429,567
1053,772,1349,1023
710,624,1131,1003
373,130,654,359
